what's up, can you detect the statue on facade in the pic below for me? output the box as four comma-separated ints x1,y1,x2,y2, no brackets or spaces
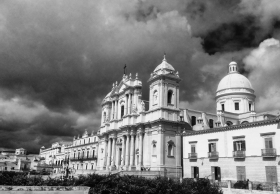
141,101,145,112
132,103,138,114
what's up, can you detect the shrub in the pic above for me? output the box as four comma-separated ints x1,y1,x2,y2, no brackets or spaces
233,180,248,189
0,172,222,194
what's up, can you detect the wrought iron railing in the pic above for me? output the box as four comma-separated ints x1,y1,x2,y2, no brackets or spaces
261,148,276,157
70,155,97,161
188,153,197,159
232,150,246,158
208,151,219,159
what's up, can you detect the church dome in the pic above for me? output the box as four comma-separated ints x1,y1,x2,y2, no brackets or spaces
216,61,253,92
154,55,175,72
217,73,253,92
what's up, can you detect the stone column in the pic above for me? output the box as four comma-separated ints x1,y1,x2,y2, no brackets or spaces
134,90,138,112
111,101,114,119
273,182,277,193
139,132,143,167
128,94,131,114
175,130,182,178
106,138,112,169
158,127,164,166
248,182,252,191
175,132,181,167
115,100,118,120
121,136,125,166
129,134,135,169
227,180,231,190
111,137,116,169
146,131,151,167
125,135,130,168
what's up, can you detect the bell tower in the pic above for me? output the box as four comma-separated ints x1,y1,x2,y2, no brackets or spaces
148,55,181,111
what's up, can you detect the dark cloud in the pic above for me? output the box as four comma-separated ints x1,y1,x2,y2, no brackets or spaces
0,0,280,153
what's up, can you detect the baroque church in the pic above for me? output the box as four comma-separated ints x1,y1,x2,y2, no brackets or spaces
39,56,280,182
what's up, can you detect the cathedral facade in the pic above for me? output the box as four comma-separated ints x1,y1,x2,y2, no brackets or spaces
97,56,186,178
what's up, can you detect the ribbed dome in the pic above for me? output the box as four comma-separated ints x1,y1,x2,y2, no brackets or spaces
217,73,253,92
154,56,175,72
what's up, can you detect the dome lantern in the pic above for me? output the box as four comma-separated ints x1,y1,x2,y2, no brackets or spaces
229,61,238,74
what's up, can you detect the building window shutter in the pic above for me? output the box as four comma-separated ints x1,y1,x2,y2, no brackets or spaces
213,143,216,151
265,138,273,149
208,144,211,152
241,141,246,151
211,166,215,181
236,166,246,181
233,142,236,151
266,166,277,183
191,166,194,178
191,145,196,153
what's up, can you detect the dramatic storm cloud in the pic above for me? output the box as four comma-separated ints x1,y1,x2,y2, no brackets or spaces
0,0,280,153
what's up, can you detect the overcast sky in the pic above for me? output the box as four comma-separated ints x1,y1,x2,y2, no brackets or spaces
0,0,280,153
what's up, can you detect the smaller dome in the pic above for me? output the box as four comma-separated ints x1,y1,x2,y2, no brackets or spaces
229,61,237,66
154,55,175,72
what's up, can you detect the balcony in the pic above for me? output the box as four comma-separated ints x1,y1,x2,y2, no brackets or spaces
70,155,97,161
233,150,246,158
188,153,197,159
261,148,276,157
208,151,219,159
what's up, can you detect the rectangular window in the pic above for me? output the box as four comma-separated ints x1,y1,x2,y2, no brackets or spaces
209,143,216,152
209,119,214,128
233,140,246,151
191,145,196,153
211,166,221,181
235,102,239,110
249,103,252,111
265,138,273,149
236,166,246,181
266,166,277,183
191,116,196,126
191,166,199,178
221,104,225,111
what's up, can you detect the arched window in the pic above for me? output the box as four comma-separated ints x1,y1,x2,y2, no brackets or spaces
226,121,233,126
92,150,95,157
191,116,196,126
167,140,175,157
167,90,173,104
168,144,173,156
103,112,106,123
153,90,158,105
209,119,214,128
121,105,124,117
